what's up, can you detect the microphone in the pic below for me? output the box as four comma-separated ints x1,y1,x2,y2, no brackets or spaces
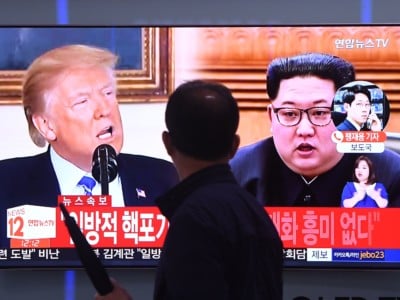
92,144,118,195
59,203,114,295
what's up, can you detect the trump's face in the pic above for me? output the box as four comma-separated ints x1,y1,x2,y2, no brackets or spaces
34,66,123,171
269,76,343,178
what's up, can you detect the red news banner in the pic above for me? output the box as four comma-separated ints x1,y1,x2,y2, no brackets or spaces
6,195,399,249
7,196,168,248
341,131,386,143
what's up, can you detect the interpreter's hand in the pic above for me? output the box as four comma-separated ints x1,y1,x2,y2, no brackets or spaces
94,278,132,300
353,190,366,202
366,187,382,200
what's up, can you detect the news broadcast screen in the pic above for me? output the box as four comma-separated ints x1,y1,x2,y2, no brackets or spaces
1,25,400,269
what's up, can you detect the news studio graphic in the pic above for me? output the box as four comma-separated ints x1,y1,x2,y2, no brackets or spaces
332,80,390,154
7,205,56,248
59,202,113,296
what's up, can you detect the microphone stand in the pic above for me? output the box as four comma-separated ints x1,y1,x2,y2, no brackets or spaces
100,156,109,195
93,144,117,196
61,143,119,296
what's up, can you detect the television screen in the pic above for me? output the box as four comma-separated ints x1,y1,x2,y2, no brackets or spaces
1,25,400,269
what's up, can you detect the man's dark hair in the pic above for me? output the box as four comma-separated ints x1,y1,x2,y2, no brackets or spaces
165,80,239,161
342,84,371,104
266,52,356,100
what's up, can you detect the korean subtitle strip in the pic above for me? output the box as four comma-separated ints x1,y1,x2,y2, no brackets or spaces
13,202,400,251
283,248,307,261
266,207,400,249
51,205,168,248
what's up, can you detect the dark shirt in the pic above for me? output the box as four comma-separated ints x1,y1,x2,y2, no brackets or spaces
336,119,358,131
154,164,283,300
230,137,400,207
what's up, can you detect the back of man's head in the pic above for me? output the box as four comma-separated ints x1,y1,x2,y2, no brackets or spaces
165,80,239,161
266,52,356,100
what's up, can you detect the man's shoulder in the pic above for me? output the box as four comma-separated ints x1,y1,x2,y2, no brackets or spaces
117,153,175,172
363,148,400,177
0,152,51,188
337,119,356,131
0,152,48,171
368,148,400,163
230,137,276,174
232,137,273,161
118,153,173,168
229,137,276,191
341,148,400,172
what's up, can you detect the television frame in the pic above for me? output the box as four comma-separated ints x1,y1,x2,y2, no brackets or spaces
1,24,400,270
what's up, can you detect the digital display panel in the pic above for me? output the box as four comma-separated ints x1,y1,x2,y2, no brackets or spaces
1,25,400,269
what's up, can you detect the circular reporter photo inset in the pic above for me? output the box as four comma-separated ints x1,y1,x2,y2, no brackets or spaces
331,80,390,131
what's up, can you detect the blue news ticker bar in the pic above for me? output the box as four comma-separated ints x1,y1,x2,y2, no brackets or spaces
332,249,400,262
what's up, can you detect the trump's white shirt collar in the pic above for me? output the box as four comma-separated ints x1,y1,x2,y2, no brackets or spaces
49,147,125,207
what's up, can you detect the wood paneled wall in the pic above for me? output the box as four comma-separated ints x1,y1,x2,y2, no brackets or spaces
173,26,400,146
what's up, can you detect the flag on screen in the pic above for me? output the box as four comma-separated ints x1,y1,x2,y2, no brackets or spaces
136,188,147,199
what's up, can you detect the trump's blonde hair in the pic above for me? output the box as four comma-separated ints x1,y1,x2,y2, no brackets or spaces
23,44,118,147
